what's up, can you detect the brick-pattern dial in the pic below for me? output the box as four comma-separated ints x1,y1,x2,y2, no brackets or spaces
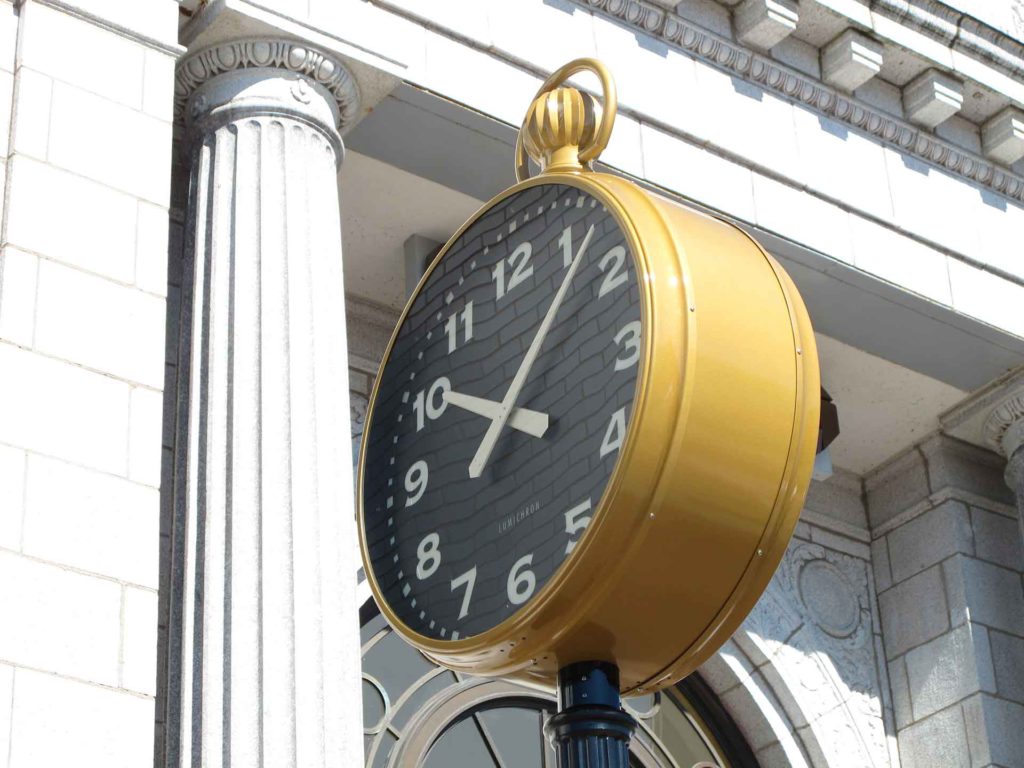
363,184,642,640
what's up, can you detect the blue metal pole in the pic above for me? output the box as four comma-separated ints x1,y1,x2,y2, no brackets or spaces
544,661,638,767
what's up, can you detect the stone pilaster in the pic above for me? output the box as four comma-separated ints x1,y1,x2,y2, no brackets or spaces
162,40,363,767
983,387,1024,543
867,431,1024,767
942,367,1024,554
1008,448,1024,542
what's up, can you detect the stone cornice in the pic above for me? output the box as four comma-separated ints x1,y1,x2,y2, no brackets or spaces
872,0,1024,82
578,0,1024,202
957,14,1024,79
175,39,361,129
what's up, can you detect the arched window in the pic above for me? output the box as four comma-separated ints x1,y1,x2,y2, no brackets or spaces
360,603,757,768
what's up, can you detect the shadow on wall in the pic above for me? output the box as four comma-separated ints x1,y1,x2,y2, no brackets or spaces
698,537,891,768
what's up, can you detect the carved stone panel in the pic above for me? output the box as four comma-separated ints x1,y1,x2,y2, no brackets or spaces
740,540,889,767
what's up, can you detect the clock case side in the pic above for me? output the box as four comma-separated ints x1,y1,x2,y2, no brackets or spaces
621,198,821,693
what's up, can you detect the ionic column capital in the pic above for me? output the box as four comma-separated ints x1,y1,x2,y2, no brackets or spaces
984,389,1024,460
942,367,1024,458
174,39,361,146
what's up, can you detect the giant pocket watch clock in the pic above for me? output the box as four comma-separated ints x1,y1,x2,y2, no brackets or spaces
358,59,820,696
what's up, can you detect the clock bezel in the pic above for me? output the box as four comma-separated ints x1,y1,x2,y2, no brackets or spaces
357,171,662,662
358,167,820,695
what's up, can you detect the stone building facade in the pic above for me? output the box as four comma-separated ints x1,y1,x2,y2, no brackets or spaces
0,0,1022,766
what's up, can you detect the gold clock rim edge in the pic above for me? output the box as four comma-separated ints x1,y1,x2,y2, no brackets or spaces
356,171,657,664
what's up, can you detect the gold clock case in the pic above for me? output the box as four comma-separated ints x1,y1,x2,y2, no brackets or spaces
356,169,820,695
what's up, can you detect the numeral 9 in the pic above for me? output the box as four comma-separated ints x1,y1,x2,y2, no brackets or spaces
405,460,428,507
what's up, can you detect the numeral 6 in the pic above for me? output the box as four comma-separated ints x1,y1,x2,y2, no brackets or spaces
507,554,536,605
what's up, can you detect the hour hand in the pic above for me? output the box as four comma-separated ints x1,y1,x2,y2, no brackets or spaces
443,391,549,438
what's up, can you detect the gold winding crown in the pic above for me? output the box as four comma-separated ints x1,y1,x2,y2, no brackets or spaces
514,58,617,182
522,86,601,174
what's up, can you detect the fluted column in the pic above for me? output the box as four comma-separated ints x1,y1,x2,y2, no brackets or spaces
165,40,363,767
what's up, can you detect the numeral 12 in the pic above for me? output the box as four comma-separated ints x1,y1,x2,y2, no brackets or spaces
492,242,533,299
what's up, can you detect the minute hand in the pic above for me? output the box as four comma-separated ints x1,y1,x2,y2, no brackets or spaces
468,224,595,479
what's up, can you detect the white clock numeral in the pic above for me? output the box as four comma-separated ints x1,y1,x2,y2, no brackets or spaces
445,301,474,353
413,376,451,431
507,554,536,605
405,459,429,507
613,322,641,371
450,565,477,620
599,408,626,459
564,498,593,555
558,225,573,268
416,532,441,580
492,241,533,300
598,245,628,298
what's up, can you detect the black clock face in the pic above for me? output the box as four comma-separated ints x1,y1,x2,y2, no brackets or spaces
362,183,643,641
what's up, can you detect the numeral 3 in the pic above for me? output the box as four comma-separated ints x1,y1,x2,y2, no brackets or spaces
613,322,641,371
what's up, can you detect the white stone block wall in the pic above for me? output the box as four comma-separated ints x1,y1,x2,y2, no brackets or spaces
694,434,1024,768
0,2,178,766
866,435,1024,767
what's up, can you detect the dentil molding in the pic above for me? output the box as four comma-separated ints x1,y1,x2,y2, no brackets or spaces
577,0,1024,203
174,38,361,129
